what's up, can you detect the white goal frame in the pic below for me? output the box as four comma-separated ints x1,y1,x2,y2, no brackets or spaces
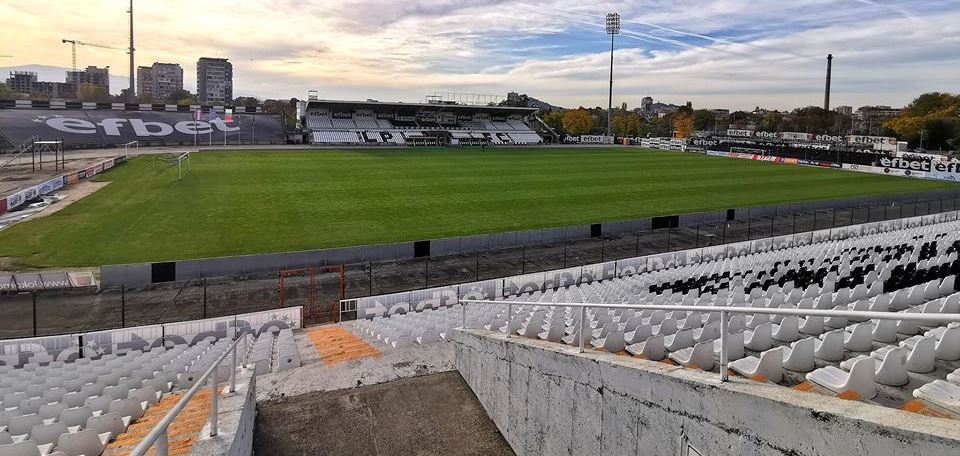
176,151,191,180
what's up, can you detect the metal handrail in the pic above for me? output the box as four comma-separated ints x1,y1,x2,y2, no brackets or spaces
129,333,248,456
460,299,960,382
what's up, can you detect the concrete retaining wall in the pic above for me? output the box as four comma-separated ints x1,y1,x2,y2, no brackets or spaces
452,330,960,456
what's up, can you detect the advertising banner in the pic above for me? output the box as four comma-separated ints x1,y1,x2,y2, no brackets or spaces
0,109,285,147
727,129,754,138
848,135,898,152
0,334,80,367
616,256,648,278
543,267,583,290
705,150,730,158
580,135,609,144
780,132,813,141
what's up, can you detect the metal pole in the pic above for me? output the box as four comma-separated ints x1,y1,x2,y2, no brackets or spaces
719,310,728,382
156,427,168,456
202,279,207,318
229,344,236,393
121,285,126,328
475,251,480,281
242,334,248,367
209,367,219,436
521,245,526,274
695,224,700,247
368,262,373,295
506,302,513,338
606,33,614,138
578,306,586,353
425,257,429,288
32,292,37,336
563,240,567,268
461,302,467,329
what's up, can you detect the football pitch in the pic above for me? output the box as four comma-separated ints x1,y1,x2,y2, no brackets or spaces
0,147,954,268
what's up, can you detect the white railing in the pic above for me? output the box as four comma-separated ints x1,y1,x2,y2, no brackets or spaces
128,333,248,456
460,299,960,382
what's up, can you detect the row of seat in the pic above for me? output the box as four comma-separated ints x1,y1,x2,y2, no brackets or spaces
0,339,236,456
343,216,960,416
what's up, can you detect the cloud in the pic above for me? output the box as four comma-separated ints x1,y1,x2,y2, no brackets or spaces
1,0,958,109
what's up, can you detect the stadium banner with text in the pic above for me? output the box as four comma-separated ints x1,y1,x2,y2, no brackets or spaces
79,308,301,359
2,156,124,215
0,109,285,147
0,271,96,292
0,334,80,367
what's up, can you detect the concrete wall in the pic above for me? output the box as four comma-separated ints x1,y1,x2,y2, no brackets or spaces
190,371,257,456
453,330,960,456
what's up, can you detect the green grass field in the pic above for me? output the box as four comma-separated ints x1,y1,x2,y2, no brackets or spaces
0,147,954,268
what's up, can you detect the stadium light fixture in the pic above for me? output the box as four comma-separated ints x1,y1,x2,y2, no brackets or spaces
605,13,620,140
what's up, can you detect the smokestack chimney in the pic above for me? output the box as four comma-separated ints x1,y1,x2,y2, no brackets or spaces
824,54,833,111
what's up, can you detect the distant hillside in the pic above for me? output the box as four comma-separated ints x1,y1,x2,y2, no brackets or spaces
0,64,131,95
526,96,562,111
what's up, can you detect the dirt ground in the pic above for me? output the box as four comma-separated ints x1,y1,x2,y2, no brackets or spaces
253,371,514,456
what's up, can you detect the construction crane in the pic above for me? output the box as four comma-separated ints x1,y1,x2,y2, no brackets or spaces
61,39,124,71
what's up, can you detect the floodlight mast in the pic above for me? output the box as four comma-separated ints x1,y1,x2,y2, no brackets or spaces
605,13,620,140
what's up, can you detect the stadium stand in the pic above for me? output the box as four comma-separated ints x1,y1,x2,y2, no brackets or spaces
343,215,960,414
0,309,298,456
300,99,544,146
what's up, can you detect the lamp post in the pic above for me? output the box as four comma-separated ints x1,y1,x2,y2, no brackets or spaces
605,12,620,140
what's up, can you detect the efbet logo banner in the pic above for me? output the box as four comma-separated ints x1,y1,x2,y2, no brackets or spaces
0,109,284,147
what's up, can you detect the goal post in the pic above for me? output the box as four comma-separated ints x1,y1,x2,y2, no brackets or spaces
176,151,191,180
152,151,193,181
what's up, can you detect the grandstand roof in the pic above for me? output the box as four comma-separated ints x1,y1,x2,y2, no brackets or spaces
303,99,538,115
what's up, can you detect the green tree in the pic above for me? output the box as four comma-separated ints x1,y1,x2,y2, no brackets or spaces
562,109,594,136
165,89,197,105
761,111,784,131
233,96,261,108
542,111,564,134
692,109,715,131
76,83,110,103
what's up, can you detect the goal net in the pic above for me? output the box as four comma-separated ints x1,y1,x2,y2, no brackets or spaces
153,151,192,180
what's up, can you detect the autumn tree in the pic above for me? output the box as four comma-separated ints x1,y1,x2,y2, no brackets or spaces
612,113,644,137
562,109,594,136
673,113,694,138
885,92,960,150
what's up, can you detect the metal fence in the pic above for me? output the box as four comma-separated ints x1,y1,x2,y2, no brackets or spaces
3,193,960,339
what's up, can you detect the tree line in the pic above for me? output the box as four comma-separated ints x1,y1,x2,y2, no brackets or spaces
539,92,959,152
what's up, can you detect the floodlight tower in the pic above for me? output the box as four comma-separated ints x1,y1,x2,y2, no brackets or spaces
605,12,620,139
128,0,135,102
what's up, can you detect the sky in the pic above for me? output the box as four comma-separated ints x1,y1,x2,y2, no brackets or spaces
1,0,958,110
